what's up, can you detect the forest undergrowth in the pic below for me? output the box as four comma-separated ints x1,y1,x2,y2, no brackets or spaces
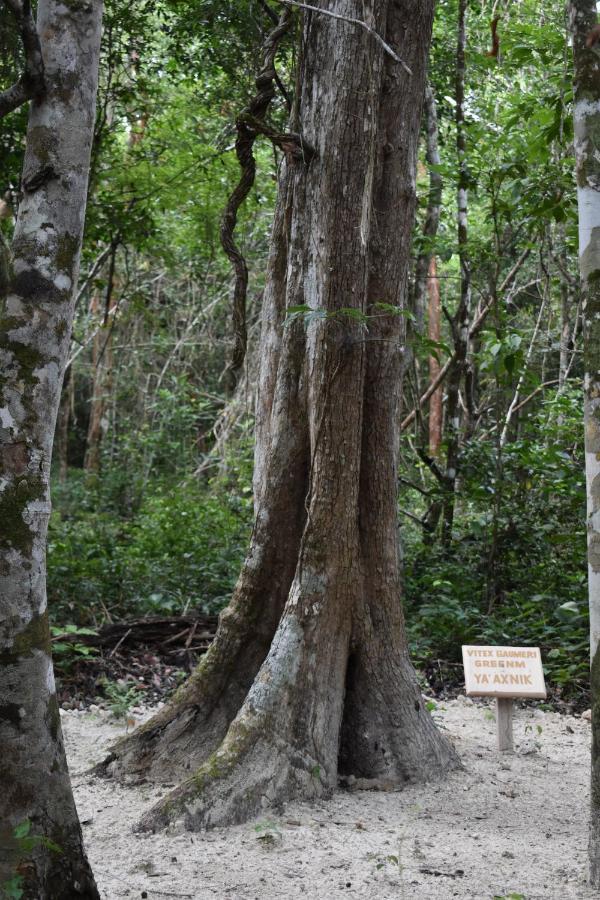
49,381,588,712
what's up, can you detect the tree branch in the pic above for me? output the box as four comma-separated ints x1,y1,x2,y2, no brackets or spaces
509,379,560,417
0,0,45,119
276,0,413,74
399,507,432,530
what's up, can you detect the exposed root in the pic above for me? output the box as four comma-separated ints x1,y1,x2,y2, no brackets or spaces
95,602,274,783
136,718,329,833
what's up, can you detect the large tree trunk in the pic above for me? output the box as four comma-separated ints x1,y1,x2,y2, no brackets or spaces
0,1,103,896
571,1,600,887
101,0,459,830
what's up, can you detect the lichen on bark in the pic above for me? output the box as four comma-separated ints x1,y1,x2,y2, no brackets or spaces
0,0,104,895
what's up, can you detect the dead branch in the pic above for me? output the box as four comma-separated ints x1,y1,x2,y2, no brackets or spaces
276,0,413,74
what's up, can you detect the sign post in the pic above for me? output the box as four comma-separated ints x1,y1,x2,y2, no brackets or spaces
461,646,546,752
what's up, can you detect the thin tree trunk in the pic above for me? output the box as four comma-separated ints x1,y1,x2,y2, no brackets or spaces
408,80,442,440
0,2,103,896
570,0,600,887
428,257,443,456
412,80,442,337
83,256,119,475
442,0,471,547
54,365,71,483
558,227,573,389
102,0,458,832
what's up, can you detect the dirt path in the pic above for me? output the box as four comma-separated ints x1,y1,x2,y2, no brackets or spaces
63,696,594,899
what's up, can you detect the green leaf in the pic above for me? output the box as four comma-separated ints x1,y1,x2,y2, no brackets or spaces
13,821,31,841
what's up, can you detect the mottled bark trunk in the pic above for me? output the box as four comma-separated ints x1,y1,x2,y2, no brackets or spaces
102,0,458,831
570,0,600,886
0,1,103,896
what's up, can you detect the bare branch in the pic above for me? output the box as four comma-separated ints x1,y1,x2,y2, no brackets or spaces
276,0,413,74
509,379,560,417
74,244,114,309
0,0,45,119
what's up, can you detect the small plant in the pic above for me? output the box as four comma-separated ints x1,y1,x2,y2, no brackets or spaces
253,820,281,845
100,678,142,719
1,821,62,900
367,833,405,888
51,625,98,673
524,724,543,736
494,893,526,900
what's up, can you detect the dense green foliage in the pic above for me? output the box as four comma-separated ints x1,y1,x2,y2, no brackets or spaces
1,0,589,699
403,385,588,697
48,454,253,623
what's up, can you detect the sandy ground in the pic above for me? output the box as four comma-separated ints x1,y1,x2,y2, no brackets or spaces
63,696,596,900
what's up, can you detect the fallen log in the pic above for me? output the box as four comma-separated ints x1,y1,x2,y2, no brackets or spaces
52,614,219,655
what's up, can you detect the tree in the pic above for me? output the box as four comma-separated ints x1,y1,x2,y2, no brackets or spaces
101,0,459,831
0,1,103,895
570,0,600,886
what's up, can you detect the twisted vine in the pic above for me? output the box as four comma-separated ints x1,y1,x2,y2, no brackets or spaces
220,6,313,392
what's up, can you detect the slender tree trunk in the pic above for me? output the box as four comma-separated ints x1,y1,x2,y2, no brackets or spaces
558,228,573,389
84,289,115,474
409,80,442,445
54,365,71,483
570,0,600,887
0,2,103,896
442,0,471,547
101,0,459,831
428,257,443,456
412,80,442,337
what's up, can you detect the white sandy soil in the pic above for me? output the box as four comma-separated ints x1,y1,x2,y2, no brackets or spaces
62,696,596,900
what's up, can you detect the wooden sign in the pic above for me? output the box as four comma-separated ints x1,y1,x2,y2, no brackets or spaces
462,645,546,698
461,646,547,751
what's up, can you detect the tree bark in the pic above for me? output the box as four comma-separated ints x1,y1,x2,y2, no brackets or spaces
101,0,459,831
0,1,103,896
570,0,600,887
